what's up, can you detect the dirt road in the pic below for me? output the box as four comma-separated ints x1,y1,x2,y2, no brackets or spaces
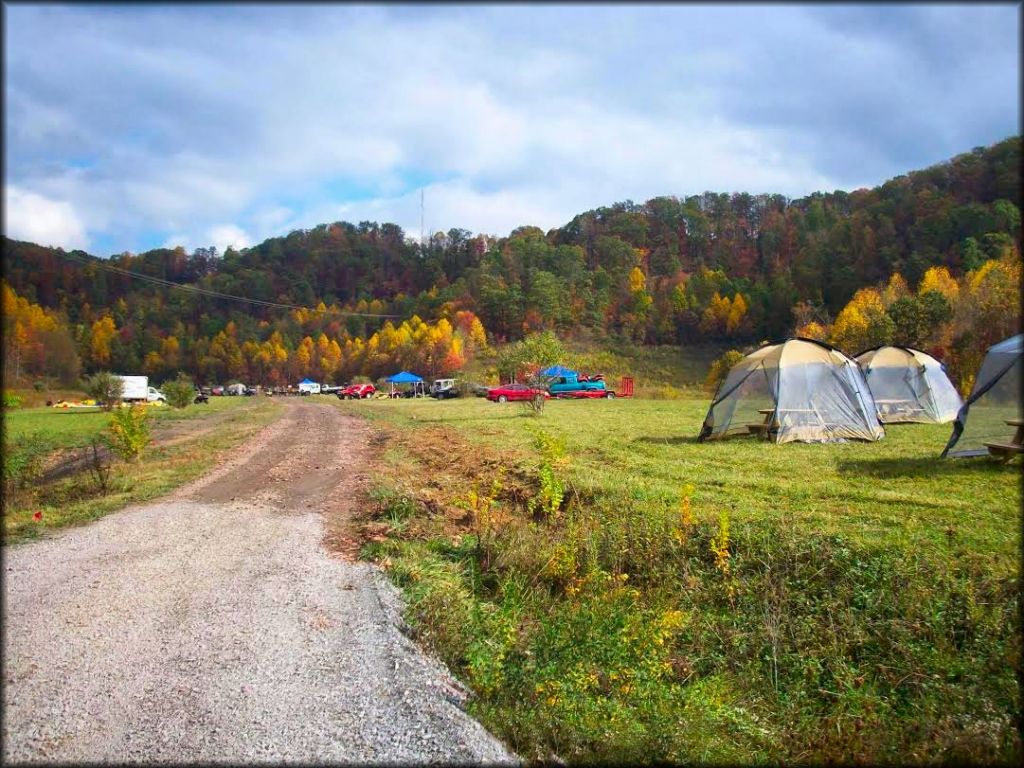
2,400,516,764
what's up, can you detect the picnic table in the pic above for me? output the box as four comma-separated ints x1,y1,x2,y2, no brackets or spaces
746,408,777,437
874,398,926,419
985,418,1024,458
746,408,822,438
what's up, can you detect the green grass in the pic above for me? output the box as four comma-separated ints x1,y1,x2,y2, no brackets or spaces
335,395,1021,764
3,397,282,542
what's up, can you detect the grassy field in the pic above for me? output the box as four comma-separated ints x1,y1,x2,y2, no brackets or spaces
3,396,282,542
331,394,1021,764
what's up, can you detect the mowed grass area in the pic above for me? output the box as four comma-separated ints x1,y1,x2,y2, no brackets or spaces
3,396,282,542
334,395,1021,764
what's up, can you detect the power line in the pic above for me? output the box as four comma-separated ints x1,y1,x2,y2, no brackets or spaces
58,250,405,319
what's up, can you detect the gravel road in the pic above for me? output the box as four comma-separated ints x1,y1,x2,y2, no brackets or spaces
2,400,517,764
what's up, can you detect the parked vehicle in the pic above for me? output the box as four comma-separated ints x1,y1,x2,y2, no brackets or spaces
243,386,257,396
486,383,550,403
548,375,633,400
194,390,209,404
115,375,166,403
298,379,321,395
548,373,607,397
321,384,343,394
225,382,247,396
430,378,460,399
338,383,376,399
211,385,225,396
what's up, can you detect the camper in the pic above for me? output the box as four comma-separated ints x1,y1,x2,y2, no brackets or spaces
225,382,247,396
297,378,321,395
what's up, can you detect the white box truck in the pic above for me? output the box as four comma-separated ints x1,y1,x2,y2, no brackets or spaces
117,375,166,403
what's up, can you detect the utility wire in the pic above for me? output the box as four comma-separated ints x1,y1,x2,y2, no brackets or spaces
58,250,405,319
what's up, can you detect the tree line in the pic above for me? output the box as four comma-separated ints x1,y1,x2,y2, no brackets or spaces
2,136,1019,389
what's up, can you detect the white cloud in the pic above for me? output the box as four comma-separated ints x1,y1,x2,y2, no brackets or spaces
3,186,89,249
2,4,1018,253
207,224,250,253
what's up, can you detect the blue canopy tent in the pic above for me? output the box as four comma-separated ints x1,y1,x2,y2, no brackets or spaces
540,365,577,377
386,371,426,397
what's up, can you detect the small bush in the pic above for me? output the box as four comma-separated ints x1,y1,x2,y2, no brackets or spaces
161,373,195,409
107,405,151,462
33,380,45,392
2,432,48,498
2,392,23,409
85,437,113,495
84,371,124,411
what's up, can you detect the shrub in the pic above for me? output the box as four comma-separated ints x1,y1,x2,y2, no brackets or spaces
2,432,48,496
161,373,195,409
2,392,23,409
85,371,124,411
33,380,45,392
107,405,151,462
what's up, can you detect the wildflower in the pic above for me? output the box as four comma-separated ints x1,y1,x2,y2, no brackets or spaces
32,511,43,521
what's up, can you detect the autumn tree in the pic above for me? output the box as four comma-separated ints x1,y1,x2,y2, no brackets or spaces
830,288,894,353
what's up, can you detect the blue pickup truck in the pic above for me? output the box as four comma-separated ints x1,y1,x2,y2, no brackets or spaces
548,373,607,396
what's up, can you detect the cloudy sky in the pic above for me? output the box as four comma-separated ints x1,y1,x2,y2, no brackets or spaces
3,3,1020,256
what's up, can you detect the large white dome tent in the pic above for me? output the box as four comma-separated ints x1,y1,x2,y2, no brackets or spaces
942,334,1022,458
698,337,884,444
855,345,963,424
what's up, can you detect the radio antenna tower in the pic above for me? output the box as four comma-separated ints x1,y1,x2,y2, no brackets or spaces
420,189,425,252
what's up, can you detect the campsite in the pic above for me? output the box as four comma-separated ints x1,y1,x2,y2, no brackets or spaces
3,3,1021,765
331,387,1020,762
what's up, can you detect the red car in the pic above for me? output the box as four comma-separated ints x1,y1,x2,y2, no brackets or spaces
486,383,550,403
338,383,376,400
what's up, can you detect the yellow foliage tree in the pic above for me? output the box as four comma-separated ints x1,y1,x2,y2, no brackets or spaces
90,315,117,366
829,288,892,353
699,293,732,336
725,293,748,335
882,273,910,307
918,266,959,304
628,266,647,294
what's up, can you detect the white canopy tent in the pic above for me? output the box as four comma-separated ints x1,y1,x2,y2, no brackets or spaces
855,345,962,424
699,338,884,444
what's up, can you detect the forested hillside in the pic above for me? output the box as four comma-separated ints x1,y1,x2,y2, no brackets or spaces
3,137,1020,389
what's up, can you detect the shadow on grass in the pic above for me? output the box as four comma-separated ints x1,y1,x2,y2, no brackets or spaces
837,455,1017,478
632,435,703,446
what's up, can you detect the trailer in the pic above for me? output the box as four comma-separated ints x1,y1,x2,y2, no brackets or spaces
550,376,634,399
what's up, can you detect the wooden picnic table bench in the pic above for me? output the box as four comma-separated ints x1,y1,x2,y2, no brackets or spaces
984,417,1024,458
